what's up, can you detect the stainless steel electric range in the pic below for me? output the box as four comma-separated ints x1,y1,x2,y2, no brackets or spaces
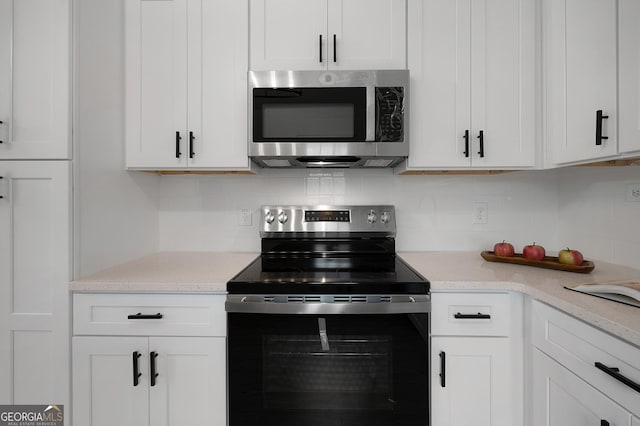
226,205,430,426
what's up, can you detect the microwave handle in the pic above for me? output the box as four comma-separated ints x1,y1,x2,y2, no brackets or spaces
366,86,376,141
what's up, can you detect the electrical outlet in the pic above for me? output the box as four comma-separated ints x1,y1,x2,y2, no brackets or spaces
238,208,252,226
626,184,640,202
473,202,488,224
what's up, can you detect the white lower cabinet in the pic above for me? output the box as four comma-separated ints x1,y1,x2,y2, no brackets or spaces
430,292,523,426
431,337,514,426
72,294,227,426
532,348,633,426
530,300,640,425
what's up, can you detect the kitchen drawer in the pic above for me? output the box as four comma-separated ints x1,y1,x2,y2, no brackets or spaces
532,300,640,417
431,292,512,337
73,293,226,337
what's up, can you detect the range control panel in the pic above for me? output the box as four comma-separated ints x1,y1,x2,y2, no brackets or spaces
260,205,396,237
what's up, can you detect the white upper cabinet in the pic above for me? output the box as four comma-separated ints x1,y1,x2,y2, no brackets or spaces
249,0,407,71
544,0,618,165
0,0,70,159
618,0,640,155
405,0,535,170
125,0,250,170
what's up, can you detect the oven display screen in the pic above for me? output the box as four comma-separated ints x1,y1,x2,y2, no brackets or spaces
305,210,350,222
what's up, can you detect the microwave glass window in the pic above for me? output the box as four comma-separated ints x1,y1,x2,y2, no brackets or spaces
262,104,355,139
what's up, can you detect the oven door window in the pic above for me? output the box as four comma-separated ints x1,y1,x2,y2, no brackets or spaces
252,88,367,142
228,313,428,426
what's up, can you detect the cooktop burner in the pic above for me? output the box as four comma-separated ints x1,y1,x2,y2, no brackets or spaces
227,205,429,295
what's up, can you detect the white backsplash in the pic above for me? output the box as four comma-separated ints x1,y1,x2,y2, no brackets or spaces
158,168,563,256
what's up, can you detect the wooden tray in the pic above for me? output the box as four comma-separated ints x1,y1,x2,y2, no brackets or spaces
481,251,595,273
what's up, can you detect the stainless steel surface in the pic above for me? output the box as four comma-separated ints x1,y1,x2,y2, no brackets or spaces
248,70,409,168
225,294,431,315
259,205,396,237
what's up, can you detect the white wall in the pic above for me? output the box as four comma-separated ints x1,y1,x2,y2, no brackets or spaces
75,0,160,277
557,166,640,269
158,169,562,255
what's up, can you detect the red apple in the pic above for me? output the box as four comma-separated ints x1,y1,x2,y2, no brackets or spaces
558,248,584,265
494,240,515,257
523,243,545,260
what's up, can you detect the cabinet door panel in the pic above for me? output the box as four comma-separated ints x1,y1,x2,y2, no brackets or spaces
191,0,249,168
149,337,226,426
328,0,406,70
0,0,70,159
619,0,640,154
431,337,515,426
532,349,632,426
546,0,618,164
73,337,149,426
471,0,535,168
126,0,188,168
250,0,327,71
0,161,70,404
406,0,471,168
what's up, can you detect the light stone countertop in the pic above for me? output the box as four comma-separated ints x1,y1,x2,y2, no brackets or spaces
71,251,640,347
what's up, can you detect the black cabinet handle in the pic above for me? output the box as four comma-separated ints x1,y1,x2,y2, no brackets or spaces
319,34,323,63
595,362,640,394
601,421,610,426
150,351,159,387
477,130,485,158
189,131,195,159
596,110,609,146
132,351,142,387
333,34,337,63
0,176,3,199
0,120,3,143
175,131,182,158
127,313,163,320
454,312,491,319
463,130,470,158
439,351,446,388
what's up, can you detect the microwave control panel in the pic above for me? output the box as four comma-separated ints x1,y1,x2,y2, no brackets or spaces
375,87,404,142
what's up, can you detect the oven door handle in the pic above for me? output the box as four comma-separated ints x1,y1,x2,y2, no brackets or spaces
225,294,430,315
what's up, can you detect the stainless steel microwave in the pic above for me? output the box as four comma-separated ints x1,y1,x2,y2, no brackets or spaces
248,70,409,168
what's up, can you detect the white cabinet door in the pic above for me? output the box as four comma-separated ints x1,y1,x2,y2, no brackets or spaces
545,0,618,165
73,337,149,426
431,337,516,426
406,0,534,170
0,161,70,405
327,0,406,70
190,0,249,169
619,0,640,154
0,0,70,159
125,0,188,168
249,0,327,71
149,337,226,426
470,0,535,168
532,349,632,426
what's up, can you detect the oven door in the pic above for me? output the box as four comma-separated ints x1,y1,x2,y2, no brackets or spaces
227,298,429,426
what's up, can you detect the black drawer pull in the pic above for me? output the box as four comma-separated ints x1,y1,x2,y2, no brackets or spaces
333,34,337,63
477,130,485,158
319,34,323,63
439,351,446,387
127,312,163,320
601,421,610,426
0,120,3,143
150,351,159,387
594,362,640,394
189,131,195,158
454,312,491,320
175,131,182,158
132,351,142,386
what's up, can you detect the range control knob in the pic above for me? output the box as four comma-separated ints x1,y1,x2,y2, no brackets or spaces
264,211,275,224
381,211,391,224
367,210,377,224
278,211,289,224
